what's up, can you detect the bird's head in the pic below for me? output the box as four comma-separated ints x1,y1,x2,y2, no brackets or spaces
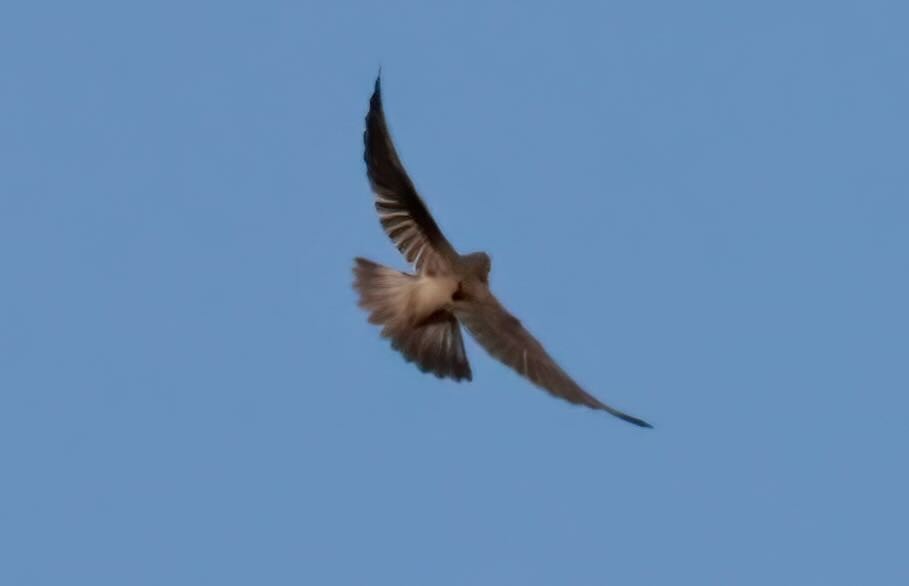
463,252,491,283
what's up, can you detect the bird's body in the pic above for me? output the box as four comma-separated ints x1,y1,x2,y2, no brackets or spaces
412,273,460,322
354,74,652,428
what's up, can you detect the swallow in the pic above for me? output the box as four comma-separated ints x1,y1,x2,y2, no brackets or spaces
353,74,652,427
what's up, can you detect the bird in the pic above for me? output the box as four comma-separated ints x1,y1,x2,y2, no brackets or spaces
353,74,652,428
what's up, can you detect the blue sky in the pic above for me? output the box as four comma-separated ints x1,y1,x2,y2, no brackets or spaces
2,1,907,584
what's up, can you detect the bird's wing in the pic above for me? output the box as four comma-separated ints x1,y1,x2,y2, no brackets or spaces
387,310,472,382
364,75,458,273
455,294,652,427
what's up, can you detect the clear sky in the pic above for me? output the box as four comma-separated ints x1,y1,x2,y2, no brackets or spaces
2,1,907,584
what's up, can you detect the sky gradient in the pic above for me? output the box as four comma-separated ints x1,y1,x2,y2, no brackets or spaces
2,1,908,584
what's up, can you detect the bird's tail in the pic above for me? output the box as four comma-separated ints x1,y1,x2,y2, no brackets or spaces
352,257,472,381
352,257,418,329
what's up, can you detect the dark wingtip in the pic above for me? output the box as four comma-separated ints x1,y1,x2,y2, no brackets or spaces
372,69,382,104
604,407,653,429
621,413,654,429
365,71,385,139
364,72,384,163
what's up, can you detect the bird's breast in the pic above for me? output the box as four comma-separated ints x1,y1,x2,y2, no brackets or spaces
411,274,459,319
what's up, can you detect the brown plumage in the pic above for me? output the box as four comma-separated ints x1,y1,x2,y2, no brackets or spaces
353,74,652,428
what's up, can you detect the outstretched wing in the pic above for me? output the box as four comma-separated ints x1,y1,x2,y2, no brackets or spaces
455,294,652,427
364,75,458,273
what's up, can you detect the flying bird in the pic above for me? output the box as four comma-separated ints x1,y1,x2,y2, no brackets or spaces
353,74,652,428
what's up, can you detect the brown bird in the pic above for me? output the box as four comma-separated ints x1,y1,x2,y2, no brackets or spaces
353,75,652,428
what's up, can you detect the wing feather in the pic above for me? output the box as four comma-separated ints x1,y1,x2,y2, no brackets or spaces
455,295,652,427
364,75,458,273
386,311,472,382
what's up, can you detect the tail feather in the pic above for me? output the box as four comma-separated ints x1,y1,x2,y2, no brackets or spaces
353,257,472,381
